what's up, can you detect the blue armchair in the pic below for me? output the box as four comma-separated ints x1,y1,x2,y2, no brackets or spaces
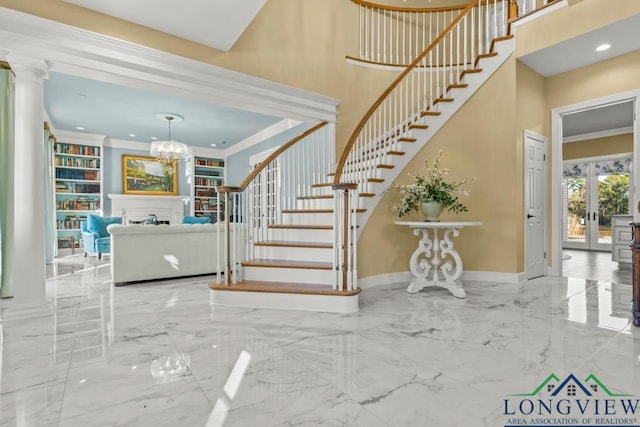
81,214,121,259
182,215,211,224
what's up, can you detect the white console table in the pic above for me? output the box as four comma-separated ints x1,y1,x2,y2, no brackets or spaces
395,221,482,298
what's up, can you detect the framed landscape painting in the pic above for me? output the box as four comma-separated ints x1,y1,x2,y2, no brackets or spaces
122,155,178,195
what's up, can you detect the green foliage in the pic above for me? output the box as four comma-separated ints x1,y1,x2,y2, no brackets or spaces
567,175,629,224
389,150,477,217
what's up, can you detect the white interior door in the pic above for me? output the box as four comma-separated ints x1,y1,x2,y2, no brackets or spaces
524,131,547,279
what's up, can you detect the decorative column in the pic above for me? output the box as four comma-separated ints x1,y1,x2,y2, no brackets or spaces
3,54,51,320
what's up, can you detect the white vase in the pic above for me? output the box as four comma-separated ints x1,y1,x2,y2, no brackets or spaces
420,200,444,222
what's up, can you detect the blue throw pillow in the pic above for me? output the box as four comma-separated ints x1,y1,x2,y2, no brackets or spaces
182,216,211,224
87,214,122,237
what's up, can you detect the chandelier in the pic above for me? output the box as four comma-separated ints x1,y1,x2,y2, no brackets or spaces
150,113,189,165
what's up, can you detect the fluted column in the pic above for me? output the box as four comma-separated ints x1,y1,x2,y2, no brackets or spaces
3,54,51,319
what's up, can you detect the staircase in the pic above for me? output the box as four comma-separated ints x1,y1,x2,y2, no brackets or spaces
210,0,515,313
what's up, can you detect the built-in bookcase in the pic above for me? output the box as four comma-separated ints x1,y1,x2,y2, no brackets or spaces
190,156,224,222
54,141,103,250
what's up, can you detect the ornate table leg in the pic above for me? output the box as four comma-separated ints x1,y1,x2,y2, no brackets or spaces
407,228,432,294
438,227,466,298
406,227,466,298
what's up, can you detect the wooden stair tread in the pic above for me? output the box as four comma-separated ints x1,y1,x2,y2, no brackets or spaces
268,224,333,230
398,137,416,142
242,259,333,270
421,111,441,117
461,68,482,77
297,195,333,200
282,208,366,213
255,240,332,249
210,280,360,296
311,183,333,188
447,83,468,90
433,97,454,103
367,178,385,183
409,124,428,129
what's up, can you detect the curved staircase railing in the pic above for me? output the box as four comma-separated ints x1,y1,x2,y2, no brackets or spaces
215,122,337,286
334,0,508,191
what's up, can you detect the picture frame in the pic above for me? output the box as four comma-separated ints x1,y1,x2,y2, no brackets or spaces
122,154,178,195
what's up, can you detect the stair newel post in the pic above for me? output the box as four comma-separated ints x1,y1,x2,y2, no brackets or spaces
333,183,358,292
508,0,518,22
217,186,242,286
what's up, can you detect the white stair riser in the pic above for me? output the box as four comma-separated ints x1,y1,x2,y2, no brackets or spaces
244,266,335,284
253,246,333,262
296,198,334,210
282,212,333,225
268,228,333,243
311,185,333,197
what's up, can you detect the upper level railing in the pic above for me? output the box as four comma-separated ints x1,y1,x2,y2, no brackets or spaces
335,0,508,190
512,0,560,20
350,0,466,67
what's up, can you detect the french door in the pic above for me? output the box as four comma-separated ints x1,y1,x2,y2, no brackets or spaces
563,155,632,251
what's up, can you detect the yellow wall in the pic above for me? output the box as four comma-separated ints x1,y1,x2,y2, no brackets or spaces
546,50,640,110
563,134,633,160
516,60,547,271
358,57,519,275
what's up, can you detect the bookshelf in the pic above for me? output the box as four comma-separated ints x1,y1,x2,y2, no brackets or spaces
54,141,103,250
190,156,224,222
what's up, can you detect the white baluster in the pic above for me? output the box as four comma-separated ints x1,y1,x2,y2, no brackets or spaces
359,5,363,59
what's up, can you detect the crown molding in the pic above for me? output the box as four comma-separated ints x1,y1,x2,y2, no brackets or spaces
0,6,340,123
225,119,304,157
55,129,105,146
103,138,150,151
563,126,633,143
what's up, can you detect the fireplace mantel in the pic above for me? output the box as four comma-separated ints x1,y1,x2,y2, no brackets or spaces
108,194,189,224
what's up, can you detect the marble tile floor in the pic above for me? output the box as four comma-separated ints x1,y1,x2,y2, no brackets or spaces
563,248,632,285
1,254,640,426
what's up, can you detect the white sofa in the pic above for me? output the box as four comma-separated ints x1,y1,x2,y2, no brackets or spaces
108,223,240,285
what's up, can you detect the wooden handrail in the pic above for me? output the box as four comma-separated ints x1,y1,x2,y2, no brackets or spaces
232,121,329,191
334,0,478,184
351,0,467,13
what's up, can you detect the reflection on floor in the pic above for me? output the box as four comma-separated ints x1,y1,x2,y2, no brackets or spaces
1,254,640,426
562,248,632,285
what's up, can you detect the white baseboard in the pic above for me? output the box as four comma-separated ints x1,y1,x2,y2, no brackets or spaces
461,270,527,284
358,272,413,289
358,270,527,289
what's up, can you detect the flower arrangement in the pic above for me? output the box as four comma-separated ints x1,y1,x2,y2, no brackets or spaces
389,150,477,217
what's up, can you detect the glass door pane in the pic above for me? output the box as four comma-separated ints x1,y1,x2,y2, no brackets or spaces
595,172,629,246
565,176,587,246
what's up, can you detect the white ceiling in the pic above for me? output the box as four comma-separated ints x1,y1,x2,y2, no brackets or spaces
518,13,640,78
62,0,267,51
562,101,633,139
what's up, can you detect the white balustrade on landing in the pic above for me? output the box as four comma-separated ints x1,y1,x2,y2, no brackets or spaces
356,0,465,66
338,0,507,197
216,122,335,286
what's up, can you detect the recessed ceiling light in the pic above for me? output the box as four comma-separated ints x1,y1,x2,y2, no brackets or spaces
129,133,136,137
210,143,217,147
151,136,158,140
596,43,611,52
75,126,85,130
221,141,228,144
